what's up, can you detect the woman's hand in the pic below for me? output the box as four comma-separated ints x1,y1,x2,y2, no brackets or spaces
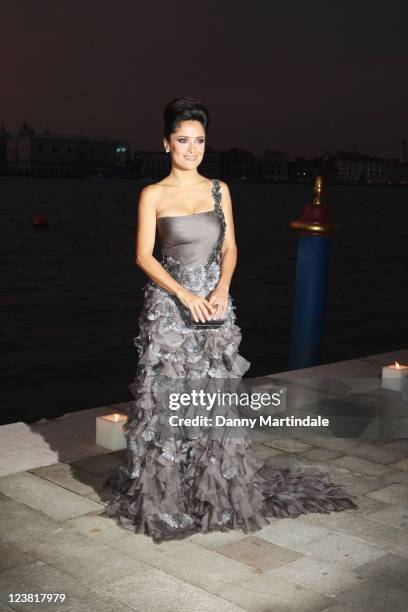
206,283,229,319
176,288,215,323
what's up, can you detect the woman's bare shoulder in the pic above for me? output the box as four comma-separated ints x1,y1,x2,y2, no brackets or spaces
139,181,166,207
218,180,232,202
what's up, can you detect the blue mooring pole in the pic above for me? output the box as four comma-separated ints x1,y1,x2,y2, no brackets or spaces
288,177,340,370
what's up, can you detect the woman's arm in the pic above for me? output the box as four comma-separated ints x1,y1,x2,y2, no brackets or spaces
135,185,214,323
218,181,238,289
135,185,183,296
207,181,238,319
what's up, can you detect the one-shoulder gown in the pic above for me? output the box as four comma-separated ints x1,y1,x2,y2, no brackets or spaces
102,178,358,543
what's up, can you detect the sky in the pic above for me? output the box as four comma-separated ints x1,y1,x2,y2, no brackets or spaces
1,0,407,159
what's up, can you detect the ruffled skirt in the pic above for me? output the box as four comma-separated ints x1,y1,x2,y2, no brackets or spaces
102,279,358,543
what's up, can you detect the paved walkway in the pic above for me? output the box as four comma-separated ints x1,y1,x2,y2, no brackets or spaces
1,349,408,611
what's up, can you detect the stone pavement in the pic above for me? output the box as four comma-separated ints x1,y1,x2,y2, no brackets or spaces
1,349,408,611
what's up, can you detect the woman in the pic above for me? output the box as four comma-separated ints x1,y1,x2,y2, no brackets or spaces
102,97,358,543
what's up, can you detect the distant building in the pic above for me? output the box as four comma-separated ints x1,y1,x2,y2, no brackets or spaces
363,157,389,184
6,121,130,177
221,148,258,179
262,150,288,181
288,157,321,183
400,138,407,164
200,145,222,178
331,151,368,184
131,151,169,179
327,148,408,185
399,162,408,185
0,123,10,175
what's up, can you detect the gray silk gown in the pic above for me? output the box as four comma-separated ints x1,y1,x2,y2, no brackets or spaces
102,178,358,543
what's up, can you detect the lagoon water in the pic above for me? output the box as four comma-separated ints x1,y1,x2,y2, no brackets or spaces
1,177,407,425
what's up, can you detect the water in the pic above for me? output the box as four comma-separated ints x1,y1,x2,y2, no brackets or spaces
1,177,407,425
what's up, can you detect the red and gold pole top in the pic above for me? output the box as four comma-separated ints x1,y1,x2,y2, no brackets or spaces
290,176,340,236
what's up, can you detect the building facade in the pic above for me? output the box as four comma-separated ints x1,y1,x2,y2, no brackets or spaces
199,145,222,179
262,150,289,181
221,148,259,179
0,124,10,175
131,151,170,179
7,122,129,177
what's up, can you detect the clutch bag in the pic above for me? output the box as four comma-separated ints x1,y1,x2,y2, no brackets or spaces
192,318,226,329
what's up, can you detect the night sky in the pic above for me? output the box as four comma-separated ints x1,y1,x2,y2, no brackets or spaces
2,0,407,158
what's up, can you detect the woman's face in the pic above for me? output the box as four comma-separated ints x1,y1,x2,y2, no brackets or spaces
164,120,206,169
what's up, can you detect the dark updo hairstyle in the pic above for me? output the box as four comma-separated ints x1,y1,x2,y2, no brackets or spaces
163,97,209,141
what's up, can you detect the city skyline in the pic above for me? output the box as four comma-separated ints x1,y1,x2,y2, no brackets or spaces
2,1,407,159
3,120,407,185
2,119,406,163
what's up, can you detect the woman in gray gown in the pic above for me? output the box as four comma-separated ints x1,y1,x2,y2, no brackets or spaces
102,97,358,544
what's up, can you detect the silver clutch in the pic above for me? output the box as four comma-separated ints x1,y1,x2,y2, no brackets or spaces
192,318,226,329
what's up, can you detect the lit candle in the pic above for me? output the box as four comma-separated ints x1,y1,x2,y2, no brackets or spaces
382,361,408,391
96,413,127,450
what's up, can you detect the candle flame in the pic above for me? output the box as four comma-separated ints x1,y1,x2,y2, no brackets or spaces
101,413,127,423
395,361,400,368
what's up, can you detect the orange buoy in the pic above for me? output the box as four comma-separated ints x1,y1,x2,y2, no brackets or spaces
32,215,49,227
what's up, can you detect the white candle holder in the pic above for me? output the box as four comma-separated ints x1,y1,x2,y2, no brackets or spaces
96,413,128,450
382,361,408,392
